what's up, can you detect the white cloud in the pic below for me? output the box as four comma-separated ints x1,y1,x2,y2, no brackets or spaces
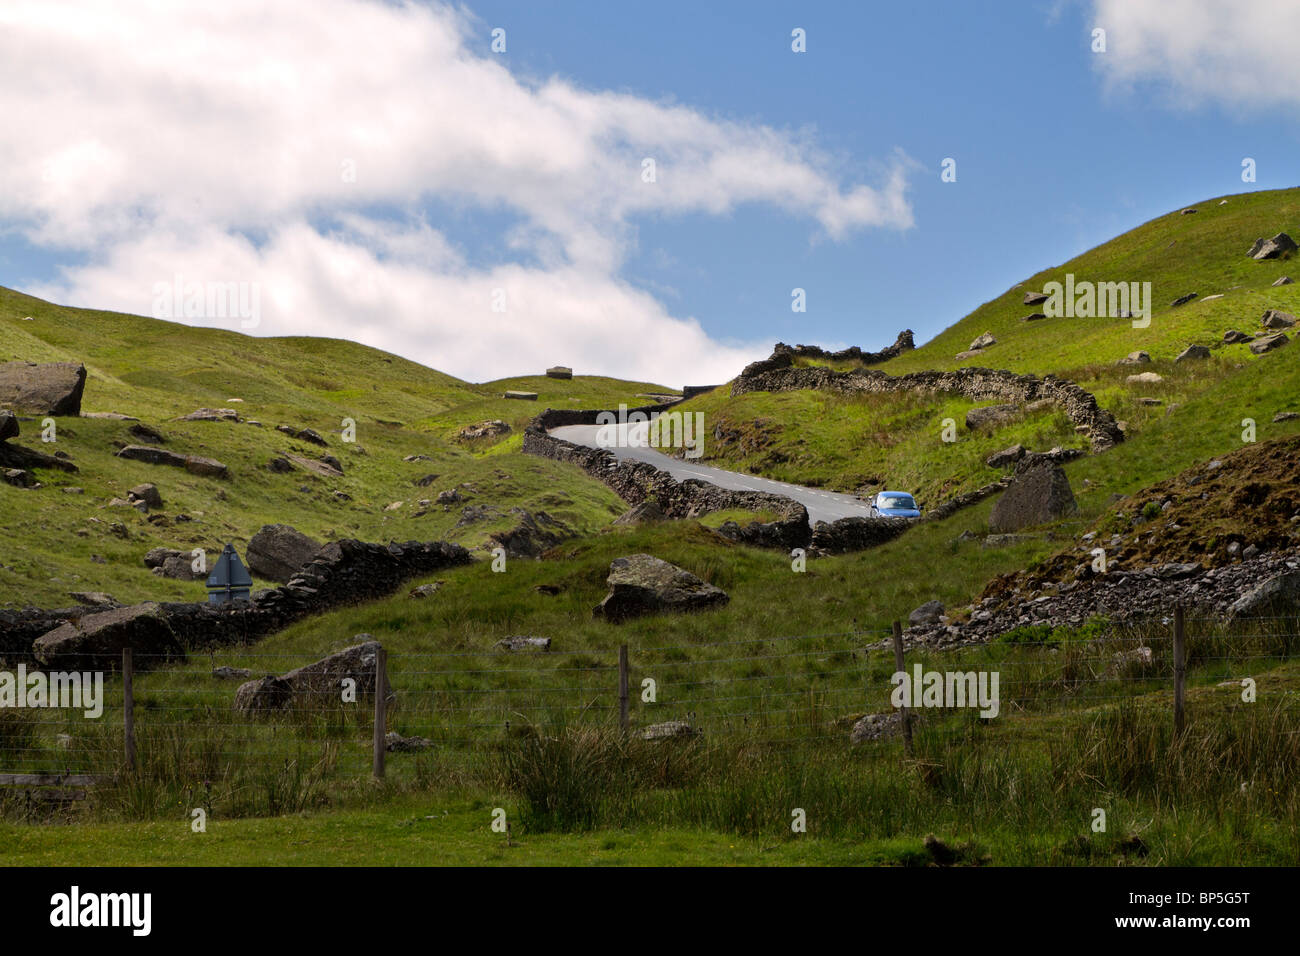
1091,0,1300,110
1,0,914,383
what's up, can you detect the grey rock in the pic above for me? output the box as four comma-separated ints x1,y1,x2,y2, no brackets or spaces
989,458,1077,533
212,666,255,680
1171,292,1198,308
1250,333,1289,354
246,524,323,583
1175,344,1211,362
1262,309,1296,330
127,483,163,510
594,553,729,622
34,602,183,671
180,408,238,422
68,591,117,607
234,638,387,715
641,720,699,741
385,731,434,752
849,711,910,743
1228,572,1300,621
496,636,552,651
1118,351,1151,365
986,444,1027,468
1249,233,1297,260
0,361,87,415
458,419,511,440
1223,330,1255,344
909,600,944,626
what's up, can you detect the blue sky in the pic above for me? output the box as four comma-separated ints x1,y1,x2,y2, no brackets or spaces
2,0,1297,384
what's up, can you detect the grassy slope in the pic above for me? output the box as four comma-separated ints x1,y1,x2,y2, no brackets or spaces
0,287,675,607
673,187,1300,503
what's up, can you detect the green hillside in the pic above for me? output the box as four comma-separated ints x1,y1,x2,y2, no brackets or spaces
0,287,674,607
672,186,1300,505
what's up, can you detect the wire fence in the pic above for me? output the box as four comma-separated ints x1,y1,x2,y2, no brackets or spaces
2,610,1298,796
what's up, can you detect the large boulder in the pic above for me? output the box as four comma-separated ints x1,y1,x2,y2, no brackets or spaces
246,524,323,583
0,361,86,416
909,600,944,626
989,458,1078,533
234,638,386,714
486,508,574,558
969,331,997,351
115,445,228,477
593,554,729,623
1248,233,1298,260
1228,572,1300,621
1262,309,1297,330
1251,333,1289,355
33,602,183,671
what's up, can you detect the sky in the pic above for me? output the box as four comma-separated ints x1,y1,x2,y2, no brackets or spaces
1,0,1298,387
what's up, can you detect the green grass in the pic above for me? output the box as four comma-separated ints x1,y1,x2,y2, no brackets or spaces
6,190,1300,866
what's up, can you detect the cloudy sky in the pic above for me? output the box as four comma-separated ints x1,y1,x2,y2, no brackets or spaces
1,0,1297,385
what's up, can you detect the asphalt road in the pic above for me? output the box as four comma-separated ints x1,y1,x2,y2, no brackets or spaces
549,422,875,525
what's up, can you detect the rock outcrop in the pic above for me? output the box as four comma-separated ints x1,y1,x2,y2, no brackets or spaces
33,602,184,671
0,361,87,416
593,554,729,623
1248,233,1298,260
246,524,323,583
235,638,387,714
988,457,1077,533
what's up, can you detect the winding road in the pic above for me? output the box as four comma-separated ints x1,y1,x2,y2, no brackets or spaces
549,421,875,525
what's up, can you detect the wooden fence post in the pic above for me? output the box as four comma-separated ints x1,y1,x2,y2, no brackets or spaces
618,644,629,734
373,646,387,779
122,648,136,772
892,620,913,758
1173,605,1186,737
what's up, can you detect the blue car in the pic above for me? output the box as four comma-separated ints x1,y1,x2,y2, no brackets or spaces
869,491,921,519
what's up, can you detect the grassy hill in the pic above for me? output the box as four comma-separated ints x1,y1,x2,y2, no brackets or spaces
0,286,675,607
4,190,1300,865
671,186,1300,505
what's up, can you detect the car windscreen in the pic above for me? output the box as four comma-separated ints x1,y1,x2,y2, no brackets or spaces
880,495,915,509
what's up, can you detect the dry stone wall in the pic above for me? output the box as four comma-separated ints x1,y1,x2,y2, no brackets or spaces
1,538,471,666
732,359,1123,453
